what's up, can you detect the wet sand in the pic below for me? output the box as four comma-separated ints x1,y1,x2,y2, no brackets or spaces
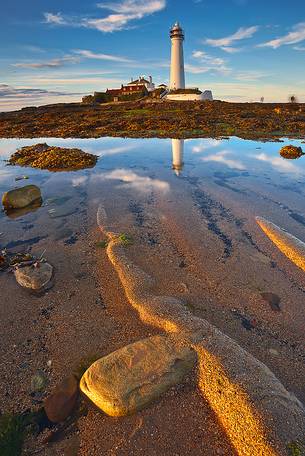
0,136,304,454
0,186,235,455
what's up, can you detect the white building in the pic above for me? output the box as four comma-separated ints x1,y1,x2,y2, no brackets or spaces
127,76,155,92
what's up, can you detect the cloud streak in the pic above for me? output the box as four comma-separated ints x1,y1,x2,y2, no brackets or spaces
201,150,246,170
205,26,259,52
102,168,170,193
12,56,80,69
43,0,166,33
258,22,305,49
0,84,81,99
186,50,230,75
73,49,132,63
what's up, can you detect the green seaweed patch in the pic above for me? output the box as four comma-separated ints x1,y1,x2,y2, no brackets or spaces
287,441,305,456
95,240,109,249
9,143,97,171
118,233,133,246
0,410,45,456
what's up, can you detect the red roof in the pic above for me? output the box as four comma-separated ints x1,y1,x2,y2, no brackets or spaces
106,89,121,95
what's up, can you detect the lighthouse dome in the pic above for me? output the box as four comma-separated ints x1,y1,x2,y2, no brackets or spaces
170,22,184,39
171,22,182,30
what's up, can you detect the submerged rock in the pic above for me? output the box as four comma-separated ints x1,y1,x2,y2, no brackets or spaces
31,371,48,393
5,198,42,219
80,334,196,416
2,185,41,210
279,145,304,159
9,143,97,171
14,262,53,290
44,375,78,423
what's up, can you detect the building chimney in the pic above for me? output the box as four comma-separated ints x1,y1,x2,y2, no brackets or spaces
149,76,152,84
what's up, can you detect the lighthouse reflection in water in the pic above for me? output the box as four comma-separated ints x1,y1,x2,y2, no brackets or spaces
172,139,184,176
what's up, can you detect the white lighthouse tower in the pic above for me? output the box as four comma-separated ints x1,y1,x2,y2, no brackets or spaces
172,139,184,176
166,23,213,101
170,22,185,90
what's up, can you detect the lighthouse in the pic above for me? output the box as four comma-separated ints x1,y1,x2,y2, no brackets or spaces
167,23,213,101
172,139,184,176
170,22,185,90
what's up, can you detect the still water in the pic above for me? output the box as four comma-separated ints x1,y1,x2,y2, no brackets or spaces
1,136,305,237
1,136,305,406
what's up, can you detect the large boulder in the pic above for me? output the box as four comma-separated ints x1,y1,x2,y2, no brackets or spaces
44,375,78,423
80,334,196,416
14,262,53,290
279,145,304,159
2,184,41,210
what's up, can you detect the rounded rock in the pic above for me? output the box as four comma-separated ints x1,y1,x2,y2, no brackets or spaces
14,262,53,290
2,184,41,209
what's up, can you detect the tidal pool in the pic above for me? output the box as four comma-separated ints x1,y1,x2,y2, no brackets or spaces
1,136,305,408
1,136,305,239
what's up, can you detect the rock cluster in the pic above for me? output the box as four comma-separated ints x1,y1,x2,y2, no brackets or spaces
279,145,304,159
9,143,97,171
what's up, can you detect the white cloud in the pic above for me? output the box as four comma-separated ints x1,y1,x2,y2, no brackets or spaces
97,0,165,15
72,176,89,187
201,150,246,170
187,51,230,75
12,56,80,69
43,0,166,33
220,46,241,53
101,168,170,193
73,49,132,63
234,70,267,81
205,26,259,48
293,45,305,51
192,139,222,153
44,12,66,25
253,153,302,174
0,84,83,112
258,22,305,49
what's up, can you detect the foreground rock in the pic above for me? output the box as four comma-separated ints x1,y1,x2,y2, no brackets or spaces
80,334,196,416
14,262,53,290
9,143,97,171
44,375,78,423
2,184,41,210
279,145,304,159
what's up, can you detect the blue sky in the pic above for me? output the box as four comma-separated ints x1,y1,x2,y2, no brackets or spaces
1,0,305,110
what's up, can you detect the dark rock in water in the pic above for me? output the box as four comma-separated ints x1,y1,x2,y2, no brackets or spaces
44,375,78,423
279,145,304,160
2,185,41,210
5,198,42,219
261,292,281,312
14,262,53,290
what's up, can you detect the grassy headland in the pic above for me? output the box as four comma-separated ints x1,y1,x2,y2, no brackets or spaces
0,100,305,140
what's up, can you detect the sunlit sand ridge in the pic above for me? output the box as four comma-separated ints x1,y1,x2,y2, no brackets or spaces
256,216,305,272
96,204,305,456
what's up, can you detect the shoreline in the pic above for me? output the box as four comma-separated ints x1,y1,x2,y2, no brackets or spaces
0,100,305,141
